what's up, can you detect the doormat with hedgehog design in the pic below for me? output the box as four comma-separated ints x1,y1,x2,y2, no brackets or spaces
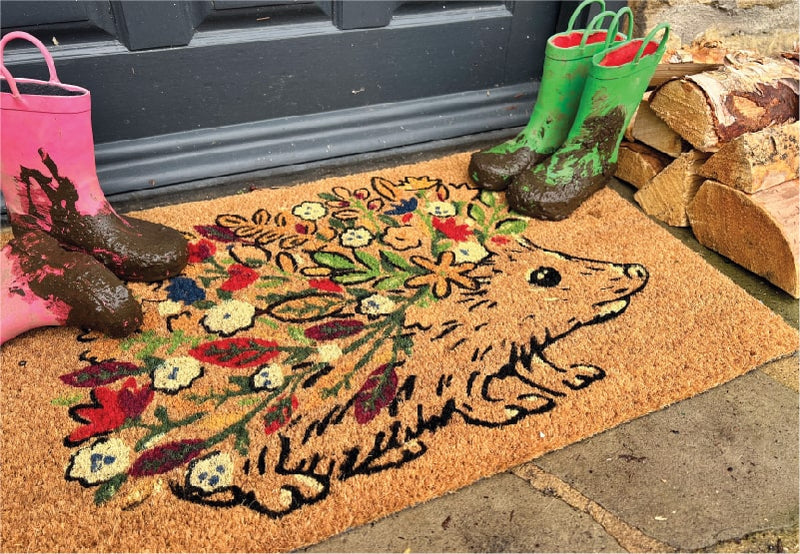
1,152,796,552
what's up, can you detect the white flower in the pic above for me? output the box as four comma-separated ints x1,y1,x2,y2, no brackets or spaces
340,227,373,248
292,201,327,221
158,300,183,317
251,363,285,391
186,451,233,493
452,241,490,263
202,300,256,337
66,437,130,485
359,294,396,317
427,202,456,218
318,343,343,363
153,356,203,393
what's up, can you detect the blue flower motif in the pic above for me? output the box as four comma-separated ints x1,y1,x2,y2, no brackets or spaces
385,197,418,215
166,277,206,305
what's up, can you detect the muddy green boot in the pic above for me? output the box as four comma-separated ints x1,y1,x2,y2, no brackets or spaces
468,0,633,191
507,23,670,220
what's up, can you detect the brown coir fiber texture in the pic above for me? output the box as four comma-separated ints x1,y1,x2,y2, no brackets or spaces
1,152,797,552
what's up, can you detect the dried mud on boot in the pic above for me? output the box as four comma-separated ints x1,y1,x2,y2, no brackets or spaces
508,107,625,221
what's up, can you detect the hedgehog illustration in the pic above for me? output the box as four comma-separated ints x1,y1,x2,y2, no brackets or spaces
61,175,648,516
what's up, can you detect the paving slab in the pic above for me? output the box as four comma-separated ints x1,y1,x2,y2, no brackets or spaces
299,473,622,553
534,367,799,552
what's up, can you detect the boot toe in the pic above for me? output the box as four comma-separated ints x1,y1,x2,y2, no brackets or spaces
71,274,144,338
469,148,539,191
109,216,189,282
508,167,610,221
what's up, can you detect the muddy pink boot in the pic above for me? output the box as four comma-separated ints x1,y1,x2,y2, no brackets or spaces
0,32,188,282
1,230,143,345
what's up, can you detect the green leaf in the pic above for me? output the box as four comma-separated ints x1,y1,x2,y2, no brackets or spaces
312,251,356,270
380,250,412,271
284,346,316,365
228,375,252,389
51,393,83,407
234,426,250,456
193,299,216,310
333,271,377,285
94,473,128,505
328,217,346,230
354,250,381,271
317,192,340,202
374,273,409,291
379,215,400,228
495,218,528,235
154,405,169,424
217,289,233,301
479,190,497,207
268,293,345,323
288,325,313,344
468,203,486,225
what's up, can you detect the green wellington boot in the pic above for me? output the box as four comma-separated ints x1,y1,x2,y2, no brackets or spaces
507,23,670,220
468,0,633,191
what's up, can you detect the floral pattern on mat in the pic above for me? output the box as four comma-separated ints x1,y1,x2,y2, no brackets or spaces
58,175,649,516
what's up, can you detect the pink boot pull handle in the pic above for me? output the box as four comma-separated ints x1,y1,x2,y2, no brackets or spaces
0,31,61,98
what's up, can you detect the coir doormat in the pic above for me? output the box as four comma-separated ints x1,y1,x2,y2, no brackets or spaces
1,152,797,552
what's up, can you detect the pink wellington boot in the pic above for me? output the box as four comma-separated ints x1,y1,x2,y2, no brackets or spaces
0,32,188,282
1,230,143,345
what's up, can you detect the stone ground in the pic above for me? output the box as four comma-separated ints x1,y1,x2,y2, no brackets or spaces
113,132,799,554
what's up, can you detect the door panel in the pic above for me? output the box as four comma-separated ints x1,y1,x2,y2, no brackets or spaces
1,1,567,196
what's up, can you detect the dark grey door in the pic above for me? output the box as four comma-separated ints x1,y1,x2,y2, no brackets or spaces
1,1,601,197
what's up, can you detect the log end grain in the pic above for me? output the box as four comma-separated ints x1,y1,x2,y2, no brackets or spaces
650,79,720,152
688,179,800,297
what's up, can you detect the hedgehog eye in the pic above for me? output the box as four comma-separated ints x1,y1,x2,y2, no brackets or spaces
528,266,561,288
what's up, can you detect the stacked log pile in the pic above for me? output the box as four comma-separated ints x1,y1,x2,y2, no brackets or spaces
615,55,800,297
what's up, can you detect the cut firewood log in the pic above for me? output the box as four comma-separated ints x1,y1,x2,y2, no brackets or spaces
650,62,721,88
625,92,685,157
698,122,800,193
688,179,800,298
615,141,672,189
649,58,799,152
634,150,710,227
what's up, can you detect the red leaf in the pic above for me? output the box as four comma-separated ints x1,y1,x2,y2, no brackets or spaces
304,319,364,341
401,213,414,224
60,361,140,388
128,439,205,477
432,217,473,242
354,365,399,424
66,378,153,445
187,239,217,263
264,395,299,435
309,278,344,293
189,338,279,368
194,225,239,243
491,235,510,245
220,264,259,291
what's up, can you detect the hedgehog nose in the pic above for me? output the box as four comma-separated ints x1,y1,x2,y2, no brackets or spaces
624,264,648,281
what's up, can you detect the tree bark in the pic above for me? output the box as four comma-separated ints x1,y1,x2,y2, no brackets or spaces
649,58,799,152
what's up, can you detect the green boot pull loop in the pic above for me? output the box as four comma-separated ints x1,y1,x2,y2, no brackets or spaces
567,0,607,32
467,0,633,191
601,6,634,50
579,10,617,48
507,23,671,221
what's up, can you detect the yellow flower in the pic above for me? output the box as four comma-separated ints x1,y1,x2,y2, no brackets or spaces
405,251,478,299
382,226,421,251
399,176,441,191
